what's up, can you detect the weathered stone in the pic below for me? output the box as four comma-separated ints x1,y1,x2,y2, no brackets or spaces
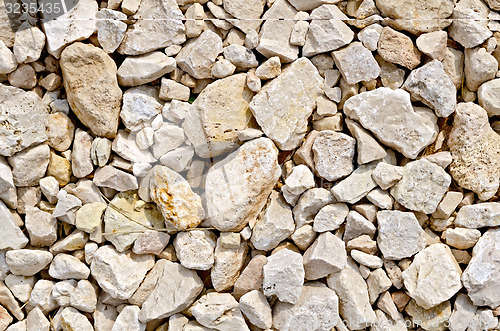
5,249,52,276
41,0,98,57
263,249,304,304
118,52,176,87
0,84,47,157
159,78,190,101
96,9,128,53
13,24,45,64
75,202,107,233
46,112,74,152
173,230,216,270
312,130,355,181
233,254,267,299
183,74,253,158
26,279,57,314
25,207,57,247
48,253,90,280
343,210,376,242
26,307,49,331
367,269,392,304
93,166,138,191
0,41,17,74
293,188,335,228
249,58,323,150
211,233,248,292
175,31,222,79
377,210,426,260
375,0,455,34
346,119,386,165
443,228,481,250
0,203,29,249
454,202,500,229
256,0,298,62
60,307,94,331
405,299,451,331
251,191,295,251
120,87,163,132
139,260,203,322
255,56,281,80
416,30,447,60
448,103,500,201
8,143,50,187
282,164,315,204
390,159,451,214
449,0,492,48
313,203,349,233
71,129,93,178
377,27,421,70
351,249,383,269
303,232,346,280
90,245,154,300
344,88,438,159
464,47,497,92
403,60,456,117
118,0,185,55
60,42,122,138
273,282,340,331
52,190,82,225
70,280,97,313
149,165,204,230
239,290,272,329
333,42,380,85
403,244,462,309
331,163,377,204
112,306,145,331
478,78,500,117
302,5,354,57
205,138,280,231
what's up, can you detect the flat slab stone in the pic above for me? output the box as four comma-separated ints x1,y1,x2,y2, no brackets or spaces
249,58,323,150
454,202,500,228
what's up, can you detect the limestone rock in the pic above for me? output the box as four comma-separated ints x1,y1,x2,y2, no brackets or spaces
75,202,107,233
263,249,304,304
351,249,383,269
139,260,203,322
344,87,438,159
5,250,52,276
443,228,481,250
112,306,145,331
448,103,500,201
303,232,347,280
150,165,204,230
13,24,45,64
223,0,264,33
255,56,281,80
0,84,47,157
72,129,94,178
173,230,217,270
120,87,163,132
90,245,154,300
449,0,492,48
345,119,387,165
377,210,426,260
223,45,259,69
70,280,97,312
211,233,248,292
293,188,335,228
60,42,122,138
117,52,176,86
93,166,139,192
251,191,295,251
377,27,421,70
402,60,456,117
249,58,323,150
95,9,128,53
175,31,222,79
402,244,462,309
132,230,170,255
8,143,50,187
46,112,74,152
25,207,58,247
117,0,185,55
313,203,349,233
0,41,17,74
159,78,190,101
464,47,497,92
405,298,451,331
191,292,249,330
331,163,377,204
273,282,340,331
59,307,94,331
478,78,500,117
332,42,380,85
205,138,280,232
390,159,451,214
183,73,253,158
312,130,355,182
41,0,98,57
454,202,500,228
462,228,500,308
302,5,354,57
48,253,90,280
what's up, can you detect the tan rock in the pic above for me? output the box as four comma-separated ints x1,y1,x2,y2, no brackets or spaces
211,233,248,292
46,112,74,152
377,27,421,70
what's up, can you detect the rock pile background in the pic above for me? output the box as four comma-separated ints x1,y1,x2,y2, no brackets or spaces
0,0,500,330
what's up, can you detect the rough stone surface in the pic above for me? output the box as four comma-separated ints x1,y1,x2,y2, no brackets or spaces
377,27,421,70
303,232,347,280
263,249,304,304
478,78,500,117
454,202,500,228
312,130,355,182
176,31,222,79
333,42,380,85
449,0,492,48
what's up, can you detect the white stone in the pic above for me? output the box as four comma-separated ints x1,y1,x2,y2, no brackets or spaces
293,188,335,228
52,190,82,225
26,279,57,314
404,248,461,315
416,30,447,60
312,130,355,181
5,249,52,276
176,31,222,79
251,191,295,251
70,280,97,313
52,280,76,307
454,202,500,229
291,225,317,250
444,228,481,250
290,20,308,46
0,280,24,320
191,292,249,330
96,9,128,53
205,138,280,231
239,290,272,329
282,164,315,197
390,159,451,214
344,88,438,159
478,78,500,117
132,230,170,255
249,58,323,150
173,230,217,270
138,260,203,322
26,307,50,331
358,24,383,51
462,228,500,308
159,78,190,101
303,5,354,57
41,0,98,57
90,245,154,300
118,52,176,87
152,122,185,159
449,0,492,48
223,45,258,69
211,59,236,78
5,274,35,303
333,42,380,85
367,269,392,304
263,249,304,304
48,253,90,280
50,229,88,255
94,302,118,331
0,41,17,74
13,24,45,64
313,203,349,232
112,306,145,331
121,86,163,131
25,208,57,247
71,129,93,178
60,307,93,331
159,146,194,173
8,143,49,187
93,165,139,191
118,0,185,55
403,60,456,117
211,233,248,292
331,163,378,204
303,232,347,280
0,201,28,250
464,47,497,92
343,210,376,242
346,119,386,165
351,250,383,269
91,137,112,167
273,282,340,331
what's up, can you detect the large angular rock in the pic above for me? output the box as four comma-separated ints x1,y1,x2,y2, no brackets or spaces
330,163,378,204
449,0,492,48
390,159,451,214
175,31,222,79
302,5,354,57
462,228,500,308
223,0,265,34
211,233,249,292
448,103,500,201
117,0,185,55
173,230,217,270
375,0,455,34
256,0,298,62
403,60,456,117
249,58,323,150
205,138,280,232
95,9,128,53
332,42,380,85
478,78,500,117
263,249,304,304
377,27,421,70
402,244,462,309
377,210,426,260
139,260,203,322
90,245,154,300
60,42,122,138
183,74,254,158
312,130,355,182
454,202,500,228
0,84,47,157
117,52,176,86
191,292,249,330
8,143,50,187
41,0,98,57
120,86,163,132
273,282,340,331
303,232,347,280
149,166,204,230
344,88,438,159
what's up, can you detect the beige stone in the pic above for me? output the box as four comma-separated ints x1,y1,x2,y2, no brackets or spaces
377,27,421,70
